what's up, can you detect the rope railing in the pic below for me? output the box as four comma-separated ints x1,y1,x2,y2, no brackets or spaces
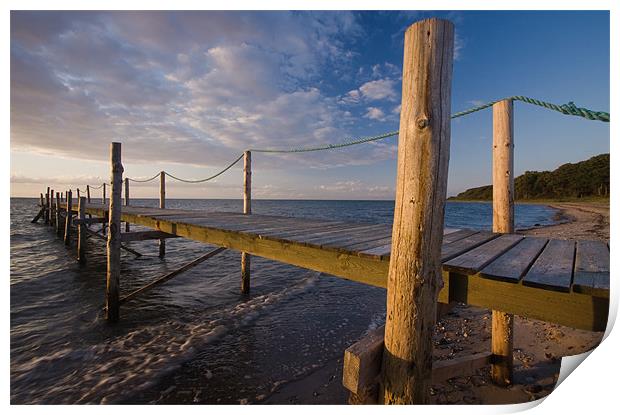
123,96,609,184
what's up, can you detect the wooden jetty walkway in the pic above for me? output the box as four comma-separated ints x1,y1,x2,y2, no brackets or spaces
29,18,609,405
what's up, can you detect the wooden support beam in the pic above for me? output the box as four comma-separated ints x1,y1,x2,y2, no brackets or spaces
119,247,226,305
124,177,130,232
241,150,251,294
380,18,454,405
344,326,493,404
55,193,61,235
64,190,72,245
491,99,515,386
74,217,107,225
77,188,81,199
85,227,142,257
106,143,123,322
159,171,166,258
44,187,50,224
77,196,86,264
86,185,91,203
50,190,55,227
31,207,44,223
121,230,179,243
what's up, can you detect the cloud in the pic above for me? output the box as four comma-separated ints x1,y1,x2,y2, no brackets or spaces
358,78,398,101
11,11,389,171
364,107,386,121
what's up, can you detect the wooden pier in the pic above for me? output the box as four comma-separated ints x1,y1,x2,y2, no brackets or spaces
29,18,609,405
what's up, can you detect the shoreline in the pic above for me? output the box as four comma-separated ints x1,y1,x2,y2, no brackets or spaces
267,201,609,404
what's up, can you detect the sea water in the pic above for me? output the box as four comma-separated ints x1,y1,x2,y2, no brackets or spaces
10,199,559,404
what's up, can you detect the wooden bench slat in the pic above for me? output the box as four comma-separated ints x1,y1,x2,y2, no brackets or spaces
522,239,575,292
572,240,610,298
479,237,548,282
443,234,524,275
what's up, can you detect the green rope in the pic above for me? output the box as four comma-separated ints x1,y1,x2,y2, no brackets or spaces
127,172,160,183
250,130,399,154
124,96,608,182
164,154,244,183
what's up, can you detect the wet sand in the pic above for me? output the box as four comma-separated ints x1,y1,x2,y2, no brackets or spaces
268,201,609,404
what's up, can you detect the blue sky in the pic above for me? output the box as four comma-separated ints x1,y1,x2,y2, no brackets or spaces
10,10,609,199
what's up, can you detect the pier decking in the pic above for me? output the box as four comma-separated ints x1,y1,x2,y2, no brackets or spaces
59,201,609,332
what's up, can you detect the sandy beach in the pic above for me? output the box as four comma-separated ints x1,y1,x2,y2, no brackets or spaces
267,201,610,404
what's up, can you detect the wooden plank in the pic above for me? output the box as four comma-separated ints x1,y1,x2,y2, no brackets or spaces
479,237,547,283
522,239,575,292
441,232,499,262
343,326,385,395
443,234,523,275
433,352,493,383
448,272,607,331
572,240,609,298
74,217,107,225
358,228,476,259
121,231,180,242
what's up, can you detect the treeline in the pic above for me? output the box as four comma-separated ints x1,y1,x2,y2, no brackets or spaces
451,153,609,200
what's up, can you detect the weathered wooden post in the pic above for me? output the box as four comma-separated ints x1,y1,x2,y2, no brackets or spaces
55,193,61,235
64,190,72,245
379,18,454,404
77,196,87,264
106,142,123,322
50,189,55,227
102,183,107,235
45,187,50,224
77,188,81,199
491,99,515,385
159,171,166,258
40,193,44,209
241,150,252,294
86,185,91,203
124,177,130,232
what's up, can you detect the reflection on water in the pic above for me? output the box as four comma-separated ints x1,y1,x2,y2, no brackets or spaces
10,198,559,404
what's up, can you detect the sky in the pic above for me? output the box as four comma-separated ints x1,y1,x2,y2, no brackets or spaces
10,10,610,199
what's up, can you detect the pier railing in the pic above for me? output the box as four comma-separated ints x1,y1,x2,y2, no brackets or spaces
32,17,609,405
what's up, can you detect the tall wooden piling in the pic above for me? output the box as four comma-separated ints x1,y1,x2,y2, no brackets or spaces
45,187,50,224
77,196,86,264
102,183,107,235
64,190,72,245
86,185,91,203
491,99,515,385
124,177,130,232
379,18,454,404
159,171,166,258
77,188,81,199
50,189,55,227
106,142,123,322
241,150,252,294
55,193,61,235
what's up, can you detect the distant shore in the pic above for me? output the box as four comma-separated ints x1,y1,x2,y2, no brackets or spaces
266,201,609,404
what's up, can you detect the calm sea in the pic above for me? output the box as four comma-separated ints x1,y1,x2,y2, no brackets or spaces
10,198,559,404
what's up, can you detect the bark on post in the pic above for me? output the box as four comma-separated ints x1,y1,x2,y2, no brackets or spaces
55,193,61,235
491,99,515,385
379,18,454,404
124,177,130,232
77,196,87,264
159,171,166,258
241,150,252,294
45,187,50,224
86,185,91,203
64,190,72,245
106,142,123,322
